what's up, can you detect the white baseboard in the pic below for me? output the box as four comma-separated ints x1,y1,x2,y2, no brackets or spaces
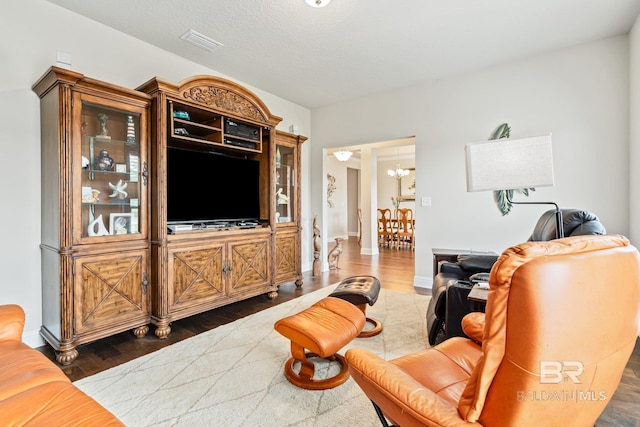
360,247,379,255
413,275,432,290
24,329,45,348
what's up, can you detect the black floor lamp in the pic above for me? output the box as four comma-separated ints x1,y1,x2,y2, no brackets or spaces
464,134,564,239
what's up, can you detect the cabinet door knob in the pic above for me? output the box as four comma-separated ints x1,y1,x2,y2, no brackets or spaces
142,272,149,294
142,162,149,186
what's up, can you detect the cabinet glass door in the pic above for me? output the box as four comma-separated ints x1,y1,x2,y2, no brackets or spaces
275,144,295,223
78,99,144,239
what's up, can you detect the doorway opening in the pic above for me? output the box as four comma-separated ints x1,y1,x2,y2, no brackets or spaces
324,137,416,262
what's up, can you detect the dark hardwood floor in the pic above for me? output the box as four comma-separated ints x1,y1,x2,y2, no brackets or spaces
35,237,638,426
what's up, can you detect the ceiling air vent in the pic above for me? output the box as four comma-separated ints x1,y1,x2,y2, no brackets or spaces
180,29,223,52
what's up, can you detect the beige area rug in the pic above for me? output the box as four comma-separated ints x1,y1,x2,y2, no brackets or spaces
74,285,430,426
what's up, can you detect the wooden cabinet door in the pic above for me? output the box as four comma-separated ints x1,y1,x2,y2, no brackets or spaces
228,237,270,295
275,229,299,284
168,242,225,310
73,249,149,335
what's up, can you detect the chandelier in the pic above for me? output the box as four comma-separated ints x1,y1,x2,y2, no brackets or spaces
333,148,353,162
305,0,332,7
388,163,409,179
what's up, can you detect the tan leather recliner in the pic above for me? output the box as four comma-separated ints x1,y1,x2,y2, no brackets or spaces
346,235,640,427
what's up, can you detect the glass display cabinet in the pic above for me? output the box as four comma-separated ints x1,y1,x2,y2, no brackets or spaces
275,144,295,223
274,130,306,286
33,67,151,365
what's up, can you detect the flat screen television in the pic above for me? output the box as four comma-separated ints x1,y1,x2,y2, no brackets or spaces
167,146,261,224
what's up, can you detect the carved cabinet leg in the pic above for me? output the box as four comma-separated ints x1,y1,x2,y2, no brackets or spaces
295,278,303,288
154,323,171,339
133,325,149,338
56,348,79,366
267,290,279,300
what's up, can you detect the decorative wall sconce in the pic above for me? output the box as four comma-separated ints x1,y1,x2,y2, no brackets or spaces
327,173,336,207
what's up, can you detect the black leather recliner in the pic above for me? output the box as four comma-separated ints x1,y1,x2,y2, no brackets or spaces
426,253,497,345
426,208,606,345
528,208,606,241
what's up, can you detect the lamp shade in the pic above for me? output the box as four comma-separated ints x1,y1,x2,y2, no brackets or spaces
465,134,554,192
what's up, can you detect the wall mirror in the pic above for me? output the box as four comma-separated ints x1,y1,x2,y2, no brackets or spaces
400,168,416,200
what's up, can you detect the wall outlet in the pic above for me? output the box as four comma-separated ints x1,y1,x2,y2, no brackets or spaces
421,196,432,207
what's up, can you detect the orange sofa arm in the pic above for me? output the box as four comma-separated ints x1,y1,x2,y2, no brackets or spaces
461,312,485,344
0,304,26,342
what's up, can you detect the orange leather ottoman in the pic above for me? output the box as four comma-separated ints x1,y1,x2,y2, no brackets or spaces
330,275,382,337
274,297,365,390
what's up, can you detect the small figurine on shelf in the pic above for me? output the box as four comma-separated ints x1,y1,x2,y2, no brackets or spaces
108,179,128,200
82,187,100,203
97,113,110,140
126,115,136,143
276,147,281,167
276,188,289,205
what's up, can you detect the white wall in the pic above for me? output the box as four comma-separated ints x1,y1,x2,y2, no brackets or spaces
0,0,311,347
325,156,350,240
311,36,630,287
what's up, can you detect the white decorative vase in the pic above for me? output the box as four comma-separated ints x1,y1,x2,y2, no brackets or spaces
87,214,109,236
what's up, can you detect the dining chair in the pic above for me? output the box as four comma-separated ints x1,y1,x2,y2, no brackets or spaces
395,208,414,250
377,208,394,247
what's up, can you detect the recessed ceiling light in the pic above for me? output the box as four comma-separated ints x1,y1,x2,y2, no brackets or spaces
180,29,223,52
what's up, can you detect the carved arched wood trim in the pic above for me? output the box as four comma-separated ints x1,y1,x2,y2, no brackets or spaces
175,75,282,127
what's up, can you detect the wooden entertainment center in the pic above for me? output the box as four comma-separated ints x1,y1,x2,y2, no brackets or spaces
33,67,305,364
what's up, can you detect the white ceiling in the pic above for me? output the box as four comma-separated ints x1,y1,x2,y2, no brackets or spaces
47,0,640,109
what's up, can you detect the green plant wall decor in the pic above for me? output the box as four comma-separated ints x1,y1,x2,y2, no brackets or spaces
489,123,535,216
